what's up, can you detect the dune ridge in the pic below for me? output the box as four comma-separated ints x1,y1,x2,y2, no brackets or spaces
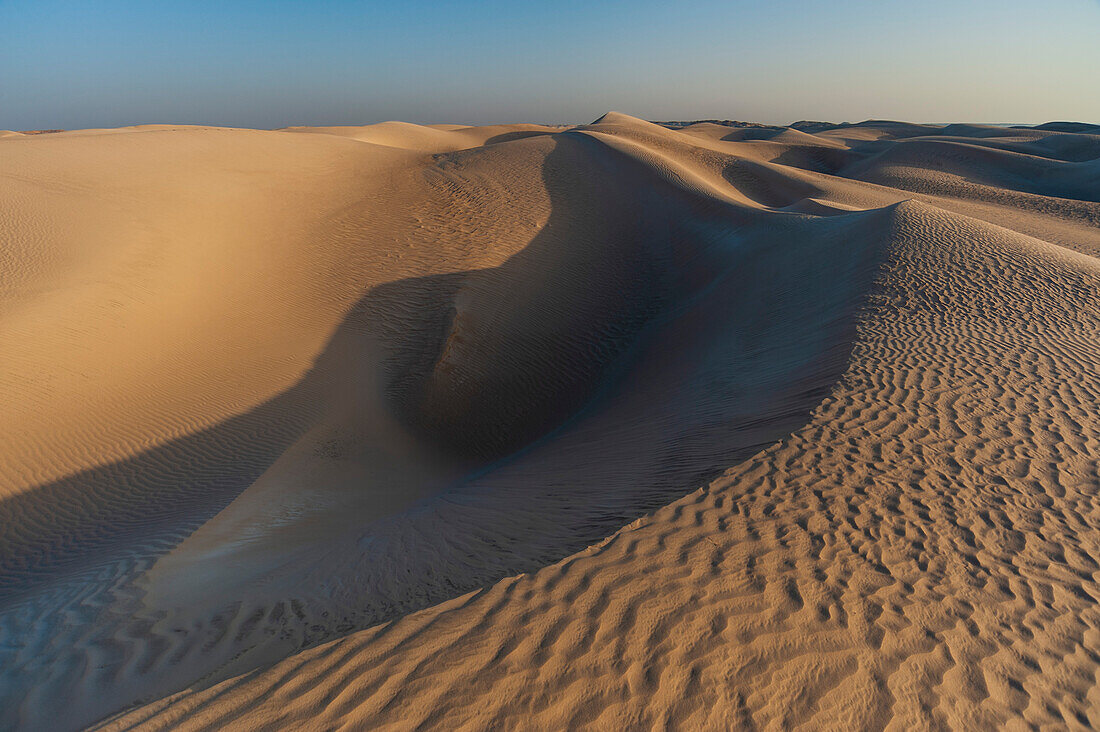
1,114,1098,730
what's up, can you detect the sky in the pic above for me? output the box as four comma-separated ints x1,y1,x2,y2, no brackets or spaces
2,0,1098,130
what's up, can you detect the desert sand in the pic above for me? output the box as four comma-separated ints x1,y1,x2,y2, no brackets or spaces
1,112,1098,730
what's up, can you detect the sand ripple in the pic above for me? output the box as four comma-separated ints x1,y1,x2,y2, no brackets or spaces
1,114,1097,730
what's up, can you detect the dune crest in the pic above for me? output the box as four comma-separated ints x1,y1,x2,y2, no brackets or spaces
1,114,1098,730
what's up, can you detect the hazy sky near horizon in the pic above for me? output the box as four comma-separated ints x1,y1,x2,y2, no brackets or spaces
2,0,1098,130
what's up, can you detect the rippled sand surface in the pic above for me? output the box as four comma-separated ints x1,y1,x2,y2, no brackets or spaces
1,114,1098,730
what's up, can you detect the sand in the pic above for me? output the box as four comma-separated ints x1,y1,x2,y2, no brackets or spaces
0,113,1098,730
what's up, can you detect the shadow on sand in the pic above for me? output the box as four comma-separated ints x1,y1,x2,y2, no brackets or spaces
1,131,885,730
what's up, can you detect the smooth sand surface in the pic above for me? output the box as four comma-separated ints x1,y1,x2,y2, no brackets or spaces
1,113,1098,730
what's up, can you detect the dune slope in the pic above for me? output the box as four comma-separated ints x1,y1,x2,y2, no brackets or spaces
1,115,1098,731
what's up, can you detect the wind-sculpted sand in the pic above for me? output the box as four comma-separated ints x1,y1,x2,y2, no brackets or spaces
1,113,1098,730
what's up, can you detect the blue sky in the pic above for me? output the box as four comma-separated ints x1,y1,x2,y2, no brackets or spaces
2,0,1098,129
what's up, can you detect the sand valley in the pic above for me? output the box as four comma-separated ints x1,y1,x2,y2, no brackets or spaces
1,113,1099,730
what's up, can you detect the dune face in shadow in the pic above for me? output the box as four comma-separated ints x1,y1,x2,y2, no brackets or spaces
387,135,670,461
3,115,1099,731
126,133,887,700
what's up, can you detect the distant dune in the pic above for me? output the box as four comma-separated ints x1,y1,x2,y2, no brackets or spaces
1,113,1098,731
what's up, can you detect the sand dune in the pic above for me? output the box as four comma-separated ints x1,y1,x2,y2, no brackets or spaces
1,114,1098,730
